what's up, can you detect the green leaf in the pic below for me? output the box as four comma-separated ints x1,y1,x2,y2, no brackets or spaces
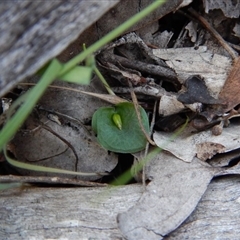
36,61,51,76
92,102,150,153
60,66,92,84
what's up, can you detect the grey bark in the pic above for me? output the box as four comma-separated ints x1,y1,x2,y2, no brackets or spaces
167,176,240,239
1,177,240,239
0,184,143,240
0,0,119,97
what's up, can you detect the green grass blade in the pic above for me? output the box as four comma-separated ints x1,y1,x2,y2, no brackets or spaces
3,147,107,177
110,119,189,185
94,66,116,95
0,59,62,150
60,66,92,84
59,0,166,76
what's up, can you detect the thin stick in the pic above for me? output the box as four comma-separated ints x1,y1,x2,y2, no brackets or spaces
25,147,69,163
40,123,79,171
38,106,91,136
129,81,156,146
20,83,127,105
142,100,158,187
0,175,107,187
188,8,238,60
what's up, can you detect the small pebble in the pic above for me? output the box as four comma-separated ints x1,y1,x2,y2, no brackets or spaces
212,124,223,136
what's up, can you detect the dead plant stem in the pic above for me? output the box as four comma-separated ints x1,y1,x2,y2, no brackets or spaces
0,175,107,187
142,100,158,187
129,82,156,146
188,8,238,60
40,123,79,171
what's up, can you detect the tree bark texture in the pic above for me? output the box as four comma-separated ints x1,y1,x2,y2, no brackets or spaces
1,177,240,239
0,0,119,97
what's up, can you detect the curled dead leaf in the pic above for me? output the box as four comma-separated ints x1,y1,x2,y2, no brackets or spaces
196,142,226,161
218,57,240,112
178,75,221,104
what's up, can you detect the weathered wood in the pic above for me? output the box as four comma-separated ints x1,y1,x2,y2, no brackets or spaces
0,184,143,240
167,176,240,239
0,0,119,97
0,177,240,239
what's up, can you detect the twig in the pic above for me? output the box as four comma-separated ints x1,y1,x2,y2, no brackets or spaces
38,105,91,136
19,83,127,105
128,82,156,146
142,100,158,187
40,123,79,172
0,175,107,187
173,22,188,48
227,41,240,52
112,54,178,83
112,84,170,98
25,147,69,163
188,8,238,60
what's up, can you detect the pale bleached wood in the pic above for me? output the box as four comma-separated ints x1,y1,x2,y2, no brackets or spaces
0,177,240,239
0,184,144,240
167,176,240,239
0,0,119,97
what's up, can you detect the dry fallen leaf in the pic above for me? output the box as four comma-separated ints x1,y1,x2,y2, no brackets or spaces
218,57,240,112
118,150,240,239
196,142,226,161
97,32,179,88
178,75,221,104
233,22,240,38
159,95,185,116
166,176,240,239
153,46,232,98
153,119,240,162
11,79,118,180
118,151,217,239
203,0,240,18
208,148,240,167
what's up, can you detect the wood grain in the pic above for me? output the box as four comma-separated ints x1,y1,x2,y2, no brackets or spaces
0,0,119,97
1,177,240,239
